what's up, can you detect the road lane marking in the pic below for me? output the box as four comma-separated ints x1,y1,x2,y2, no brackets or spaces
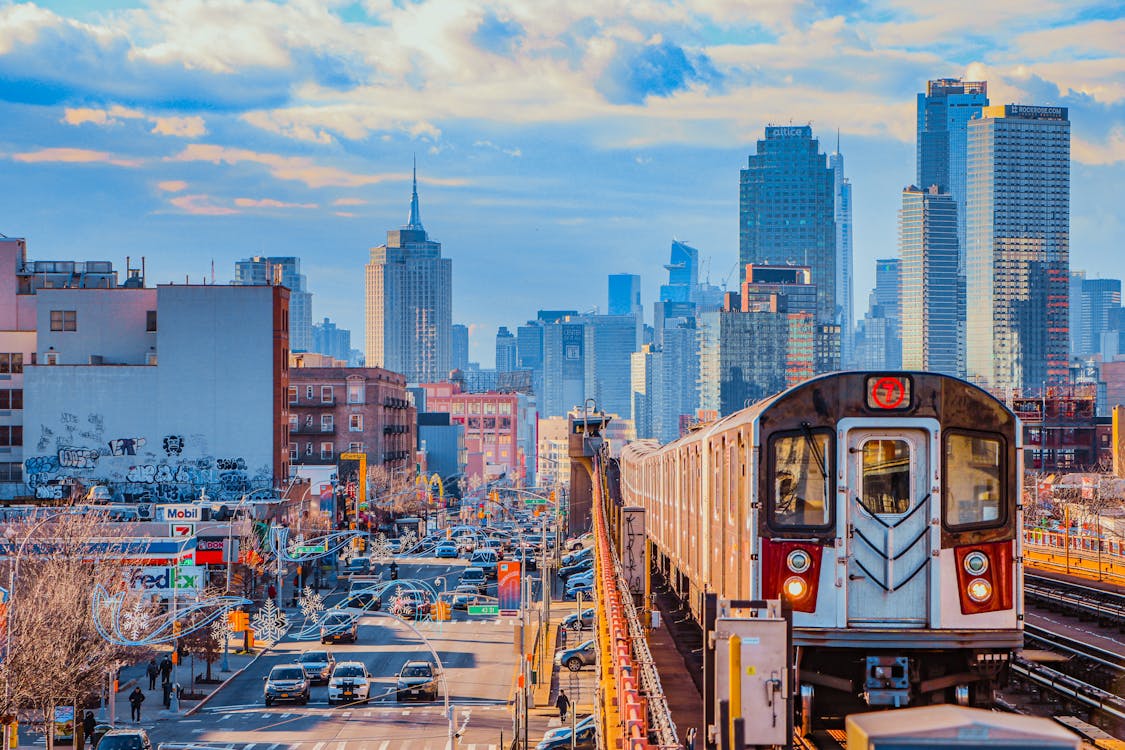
280,713,293,718
218,714,234,721
243,744,257,750
334,742,346,750
312,742,326,750
266,744,281,750
375,742,390,750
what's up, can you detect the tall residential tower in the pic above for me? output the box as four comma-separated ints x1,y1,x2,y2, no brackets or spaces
365,166,453,383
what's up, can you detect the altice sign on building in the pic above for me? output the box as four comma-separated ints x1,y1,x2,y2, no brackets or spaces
126,566,205,598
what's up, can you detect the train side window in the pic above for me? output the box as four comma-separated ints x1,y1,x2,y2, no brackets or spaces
769,430,834,530
944,432,1004,528
858,439,912,515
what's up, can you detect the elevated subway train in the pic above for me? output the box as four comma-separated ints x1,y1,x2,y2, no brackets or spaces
619,371,1022,722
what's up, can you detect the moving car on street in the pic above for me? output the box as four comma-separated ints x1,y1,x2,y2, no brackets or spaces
396,660,439,701
327,661,371,705
320,609,359,644
459,566,488,594
296,650,336,684
263,664,311,706
434,541,459,558
95,729,151,750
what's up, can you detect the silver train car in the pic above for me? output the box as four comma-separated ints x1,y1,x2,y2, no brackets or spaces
619,371,1022,721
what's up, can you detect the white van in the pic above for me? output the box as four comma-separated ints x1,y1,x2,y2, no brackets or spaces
469,549,499,579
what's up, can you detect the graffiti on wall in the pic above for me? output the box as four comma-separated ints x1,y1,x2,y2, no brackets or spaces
23,413,273,502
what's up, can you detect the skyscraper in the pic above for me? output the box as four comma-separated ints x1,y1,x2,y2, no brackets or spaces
829,140,854,366
365,165,453,383
966,105,1070,393
234,256,313,352
899,186,959,374
608,274,642,318
853,258,902,370
740,125,837,328
917,79,989,250
451,323,469,372
583,314,639,418
311,317,351,362
495,326,517,373
1075,277,1122,358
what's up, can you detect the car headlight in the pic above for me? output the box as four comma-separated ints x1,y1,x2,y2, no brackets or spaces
963,551,989,575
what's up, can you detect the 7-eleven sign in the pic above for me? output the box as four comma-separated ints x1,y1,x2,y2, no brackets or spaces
170,523,195,537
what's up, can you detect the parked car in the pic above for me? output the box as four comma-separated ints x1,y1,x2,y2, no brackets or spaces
564,581,593,600
554,639,597,672
459,566,488,594
562,547,593,567
396,660,439,701
327,661,371,705
562,607,595,631
95,729,151,750
559,560,593,580
320,610,359,644
263,664,311,706
344,557,371,576
541,715,596,743
434,541,459,558
564,533,592,551
535,722,596,750
297,649,336,684
566,570,594,589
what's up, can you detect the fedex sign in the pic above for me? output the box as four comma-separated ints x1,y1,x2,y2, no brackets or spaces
125,566,204,598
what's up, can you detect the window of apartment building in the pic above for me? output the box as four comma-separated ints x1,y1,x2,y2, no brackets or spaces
498,403,512,415
0,390,23,410
348,442,364,453
0,462,21,482
349,414,363,431
305,385,314,400
483,402,496,415
49,310,77,332
146,310,157,332
289,445,298,461
321,415,334,432
288,386,298,404
289,415,298,432
0,354,23,374
483,417,496,430
347,382,364,404
469,402,481,414
0,426,23,447
305,442,313,456
320,442,334,460
499,417,511,429
451,403,464,414
305,415,314,428
321,386,333,403
498,434,511,444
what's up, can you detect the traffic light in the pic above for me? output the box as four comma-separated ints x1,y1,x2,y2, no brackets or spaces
549,491,556,503
228,610,249,632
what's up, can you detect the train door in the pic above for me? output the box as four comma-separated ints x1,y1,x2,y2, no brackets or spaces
844,427,933,625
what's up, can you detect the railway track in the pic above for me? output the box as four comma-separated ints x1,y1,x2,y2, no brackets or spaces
1024,573,1125,627
1010,656,1125,725
1024,623,1125,677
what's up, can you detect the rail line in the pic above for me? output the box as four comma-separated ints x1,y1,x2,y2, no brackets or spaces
1024,623,1125,676
1024,574,1125,627
1010,657,1125,724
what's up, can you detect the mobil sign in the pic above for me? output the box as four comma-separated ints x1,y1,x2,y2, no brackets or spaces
125,566,205,598
156,504,202,522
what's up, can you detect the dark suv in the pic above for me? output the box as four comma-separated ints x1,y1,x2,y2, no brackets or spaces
263,664,311,706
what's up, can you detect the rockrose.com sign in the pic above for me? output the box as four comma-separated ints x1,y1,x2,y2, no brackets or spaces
125,566,205,598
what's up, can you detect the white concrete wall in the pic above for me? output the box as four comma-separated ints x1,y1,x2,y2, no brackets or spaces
36,288,157,365
22,285,278,502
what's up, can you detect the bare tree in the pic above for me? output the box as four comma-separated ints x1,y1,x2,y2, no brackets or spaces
0,511,151,750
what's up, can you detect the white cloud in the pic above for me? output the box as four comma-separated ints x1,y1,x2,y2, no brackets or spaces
157,180,188,192
151,116,207,138
168,193,238,215
1074,126,1125,166
233,197,318,209
11,147,141,168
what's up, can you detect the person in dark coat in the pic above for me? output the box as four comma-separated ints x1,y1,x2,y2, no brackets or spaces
81,711,96,750
146,658,159,690
128,687,145,722
554,689,570,720
159,655,173,685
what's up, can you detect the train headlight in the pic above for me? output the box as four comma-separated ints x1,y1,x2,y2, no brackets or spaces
967,578,992,603
786,549,812,574
783,576,808,600
963,551,989,576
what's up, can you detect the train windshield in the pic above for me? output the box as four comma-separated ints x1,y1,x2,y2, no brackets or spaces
770,430,833,528
944,433,1003,527
859,439,912,515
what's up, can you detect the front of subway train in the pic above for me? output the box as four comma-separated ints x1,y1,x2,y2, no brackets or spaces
758,371,1021,724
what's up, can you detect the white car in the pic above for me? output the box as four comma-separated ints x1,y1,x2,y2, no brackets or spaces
327,661,371,705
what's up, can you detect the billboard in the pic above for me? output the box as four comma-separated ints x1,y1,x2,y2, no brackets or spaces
156,504,202,522
196,536,237,565
497,560,521,616
124,566,205,598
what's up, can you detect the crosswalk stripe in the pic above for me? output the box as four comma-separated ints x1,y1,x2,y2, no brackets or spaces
312,742,325,750
218,714,233,721
376,741,390,750
280,713,293,718
243,744,257,750
340,711,352,719
266,744,281,750
334,742,346,750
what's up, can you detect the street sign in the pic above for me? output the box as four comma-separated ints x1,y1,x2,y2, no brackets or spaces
524,497,546,505
294,544,327,555
340,452,365,460
467,604,499,616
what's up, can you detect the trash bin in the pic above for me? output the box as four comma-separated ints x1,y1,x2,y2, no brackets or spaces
433,601,452,621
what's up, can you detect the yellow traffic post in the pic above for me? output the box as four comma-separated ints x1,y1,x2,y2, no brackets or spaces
730,634,742,743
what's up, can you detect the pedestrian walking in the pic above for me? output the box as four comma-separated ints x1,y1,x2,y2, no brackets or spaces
82,711,96,750
146,658,158,690
267,583,277,601
685,726,697,750
129,686,145,723
159,654,172,685
555,689,570,721
162,681,172,709
290,574,299,606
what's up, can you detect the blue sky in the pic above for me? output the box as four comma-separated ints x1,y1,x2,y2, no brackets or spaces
1,0,1122,365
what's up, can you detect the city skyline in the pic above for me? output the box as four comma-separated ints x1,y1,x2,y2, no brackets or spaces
0,1,1122,364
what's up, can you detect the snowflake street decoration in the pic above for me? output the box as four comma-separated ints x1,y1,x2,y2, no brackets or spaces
369,534,394,562
398,530,418,554
298,586,324,624
121,599,154,640
387,585,408,618
210,612,235,645
250,599,289,645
